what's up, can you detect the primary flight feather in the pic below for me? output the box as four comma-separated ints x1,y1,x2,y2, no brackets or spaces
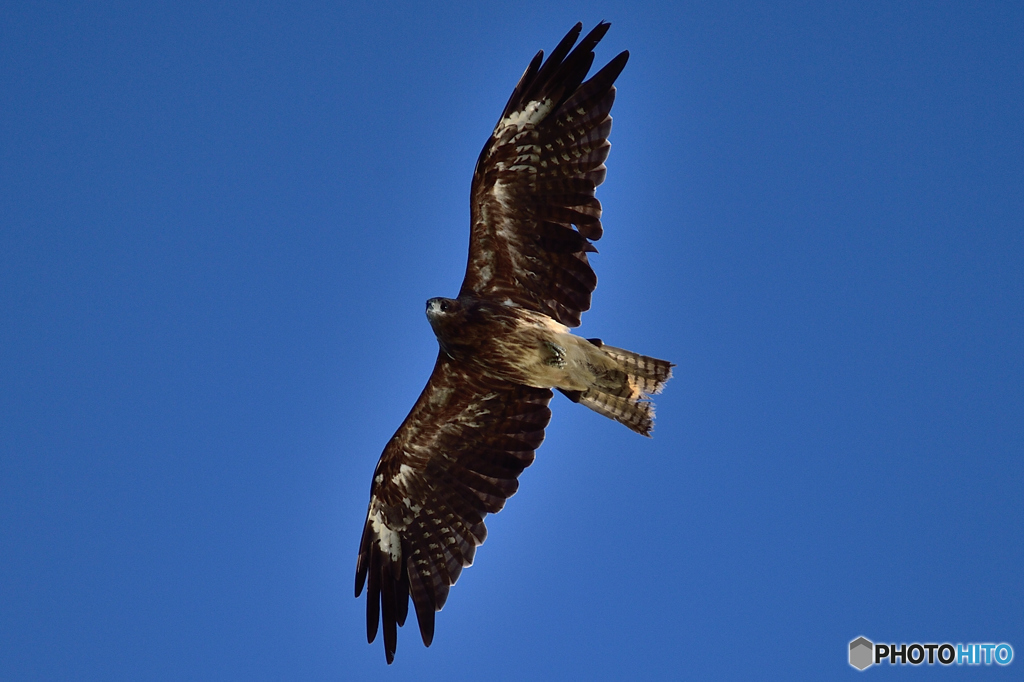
355,22,672,664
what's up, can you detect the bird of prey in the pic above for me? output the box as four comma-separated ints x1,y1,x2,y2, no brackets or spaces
355,22,672,664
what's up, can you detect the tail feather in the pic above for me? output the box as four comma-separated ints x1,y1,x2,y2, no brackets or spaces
600,345,672,392
576,345,673,436
578,389,657,436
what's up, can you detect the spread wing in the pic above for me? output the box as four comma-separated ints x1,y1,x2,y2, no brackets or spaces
355,354,552,663
460,22,629,327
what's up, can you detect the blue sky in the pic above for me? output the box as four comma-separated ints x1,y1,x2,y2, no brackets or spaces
1,1,1021,679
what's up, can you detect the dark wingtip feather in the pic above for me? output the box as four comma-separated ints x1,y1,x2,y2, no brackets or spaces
499,49,544,122
511,22,617,122
406,561,436,647
395,561,410,627
382,572,398,664
596,50,630,84
419,606,436,647
365,549,381,644
354,567,366,599
354,522,370,597
579,20,611,49
557,22,585,57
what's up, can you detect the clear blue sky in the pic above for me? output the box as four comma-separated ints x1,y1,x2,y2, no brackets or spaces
2,1,1021,679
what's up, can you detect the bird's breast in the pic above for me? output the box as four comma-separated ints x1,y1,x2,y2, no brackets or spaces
434,303,580,388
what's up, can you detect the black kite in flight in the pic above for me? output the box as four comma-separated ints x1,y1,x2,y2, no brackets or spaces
355,21,672,663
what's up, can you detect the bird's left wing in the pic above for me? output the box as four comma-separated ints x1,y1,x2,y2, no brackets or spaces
460,22,629,327
355,353,552,663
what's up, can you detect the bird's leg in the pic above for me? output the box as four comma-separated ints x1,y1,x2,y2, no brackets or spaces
543,341,567,368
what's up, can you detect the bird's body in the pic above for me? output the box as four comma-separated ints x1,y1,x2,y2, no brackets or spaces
428,296,593,389
427,295,671,432
355,22,672,663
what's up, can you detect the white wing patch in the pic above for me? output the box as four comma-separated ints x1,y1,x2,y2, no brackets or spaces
391,463,416,486
369,506,401,561
491,179,512,210
497,98,553,133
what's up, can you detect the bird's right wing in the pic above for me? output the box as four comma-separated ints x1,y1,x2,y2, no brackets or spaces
355,353,552,663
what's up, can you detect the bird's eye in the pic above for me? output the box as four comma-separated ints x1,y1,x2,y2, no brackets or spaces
440,301,450,312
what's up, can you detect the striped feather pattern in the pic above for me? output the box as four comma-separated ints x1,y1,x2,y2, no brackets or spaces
355,354,551,663
580,345,673,436
578,389,656,436
601,345,674,395
460,22,629,327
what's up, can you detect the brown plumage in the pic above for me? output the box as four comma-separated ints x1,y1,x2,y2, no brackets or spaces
355,22,673,664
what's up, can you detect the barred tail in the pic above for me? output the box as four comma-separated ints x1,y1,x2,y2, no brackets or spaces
560,340,673,437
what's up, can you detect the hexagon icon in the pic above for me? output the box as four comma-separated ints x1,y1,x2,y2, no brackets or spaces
849,637,874,670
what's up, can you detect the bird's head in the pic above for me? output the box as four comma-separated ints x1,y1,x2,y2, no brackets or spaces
425,297,466,349
425,297,460,321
